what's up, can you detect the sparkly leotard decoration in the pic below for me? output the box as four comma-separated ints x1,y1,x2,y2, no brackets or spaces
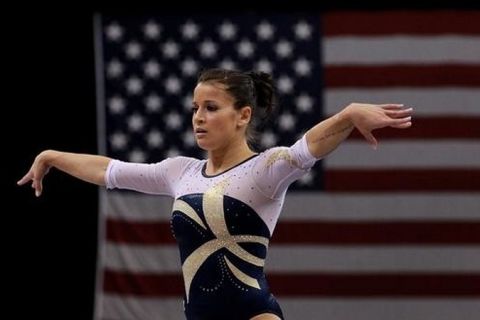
105,135,317,320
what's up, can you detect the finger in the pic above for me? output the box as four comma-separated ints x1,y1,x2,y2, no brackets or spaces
385,107,413,118
36,180,43,197
360,129,378,150
381,104,405,110
17,172,32,186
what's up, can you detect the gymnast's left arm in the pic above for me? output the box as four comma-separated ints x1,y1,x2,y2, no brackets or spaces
305,103,413,159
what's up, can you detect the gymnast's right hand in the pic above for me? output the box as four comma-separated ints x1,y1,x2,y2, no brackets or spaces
17,150,52,197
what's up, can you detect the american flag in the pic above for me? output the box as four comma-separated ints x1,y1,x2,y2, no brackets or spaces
94,10,480,320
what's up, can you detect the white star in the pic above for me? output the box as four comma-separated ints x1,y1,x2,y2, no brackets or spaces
108,96,125,114
161,40,180,59
219,58,237,70
125,77,143,95
144,94,163,112
143,21,161,39
256,21,275,40
110,132,128,150
164,76,182,94
275,40,293,58
218,21,237,40
183,130,196,147
106,59,123,78
255,59,273,74
277,75,294,94
261,131,277,148
199,39,217,58
294,20,312,40
181,58,199,76
294,57,312,77
237,39,255,58
144,60,161,78
298,171,314,185
183,94,193,112
279,112,295,131
127,113,145,132
167,148,181,158
165,112,182,130
129,149,146,163
182,20,200,40
147,129,164,148
105,22,123,41
125,41,142,59
295,93,314,113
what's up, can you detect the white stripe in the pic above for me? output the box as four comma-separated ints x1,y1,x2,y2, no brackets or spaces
104,192,173,221
282,193,480,220
324,140,480,168
324,36,480,65
100,294,183,320
99,294,480,320
325,88,480,116
103,244,480,273
280,298,480,320
266,246,480,273
103,193,480,222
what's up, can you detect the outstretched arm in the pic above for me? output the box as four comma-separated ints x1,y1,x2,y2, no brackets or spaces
305,103,412,158
17,150,111,197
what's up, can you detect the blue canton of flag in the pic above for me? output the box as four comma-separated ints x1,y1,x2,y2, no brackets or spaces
99,13,323,189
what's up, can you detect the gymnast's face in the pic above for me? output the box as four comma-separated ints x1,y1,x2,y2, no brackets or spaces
192,82,251,152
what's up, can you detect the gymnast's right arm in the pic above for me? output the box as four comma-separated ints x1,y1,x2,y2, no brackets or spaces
17,150,111,197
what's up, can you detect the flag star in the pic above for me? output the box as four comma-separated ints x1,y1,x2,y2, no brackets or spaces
144,94,163,112
295,93,314,113
298,171,314,185
199,39,218,58
165,112,182,130
275,40,294,58
181,20,200,40
127,113,145,132
161,40,180,59
279,112,296,131
143,21,161,39
255,59,273,74
181,58,199,76
237,39,255,58
110,132,128,150
164,76,182,94
125,41,143,59
256,21,275,40
219,58,237,70
294,20,312,40
294,57,312,77
218,21,237,40
126,77,143,95
106,59,124,78
167,148,181,158
144,60,161,78
129,149,146,163
105,22,123,41
108,96,126,114
261,131,277,148
277,75,294,94
147,129,164,148
183,94,193,112
183,130,196,147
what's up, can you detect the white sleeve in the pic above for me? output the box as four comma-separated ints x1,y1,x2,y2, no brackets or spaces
104,156,196,196
251,134,318,199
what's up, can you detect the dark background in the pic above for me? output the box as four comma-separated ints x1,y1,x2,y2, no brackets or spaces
7,1,479,319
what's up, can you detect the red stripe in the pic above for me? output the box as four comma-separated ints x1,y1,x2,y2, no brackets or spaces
349,116,480,140
103,270,480,297
273,222,480,245
106,220,480,245
324,11,480,35
326,169,480,191
325,65,480,88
